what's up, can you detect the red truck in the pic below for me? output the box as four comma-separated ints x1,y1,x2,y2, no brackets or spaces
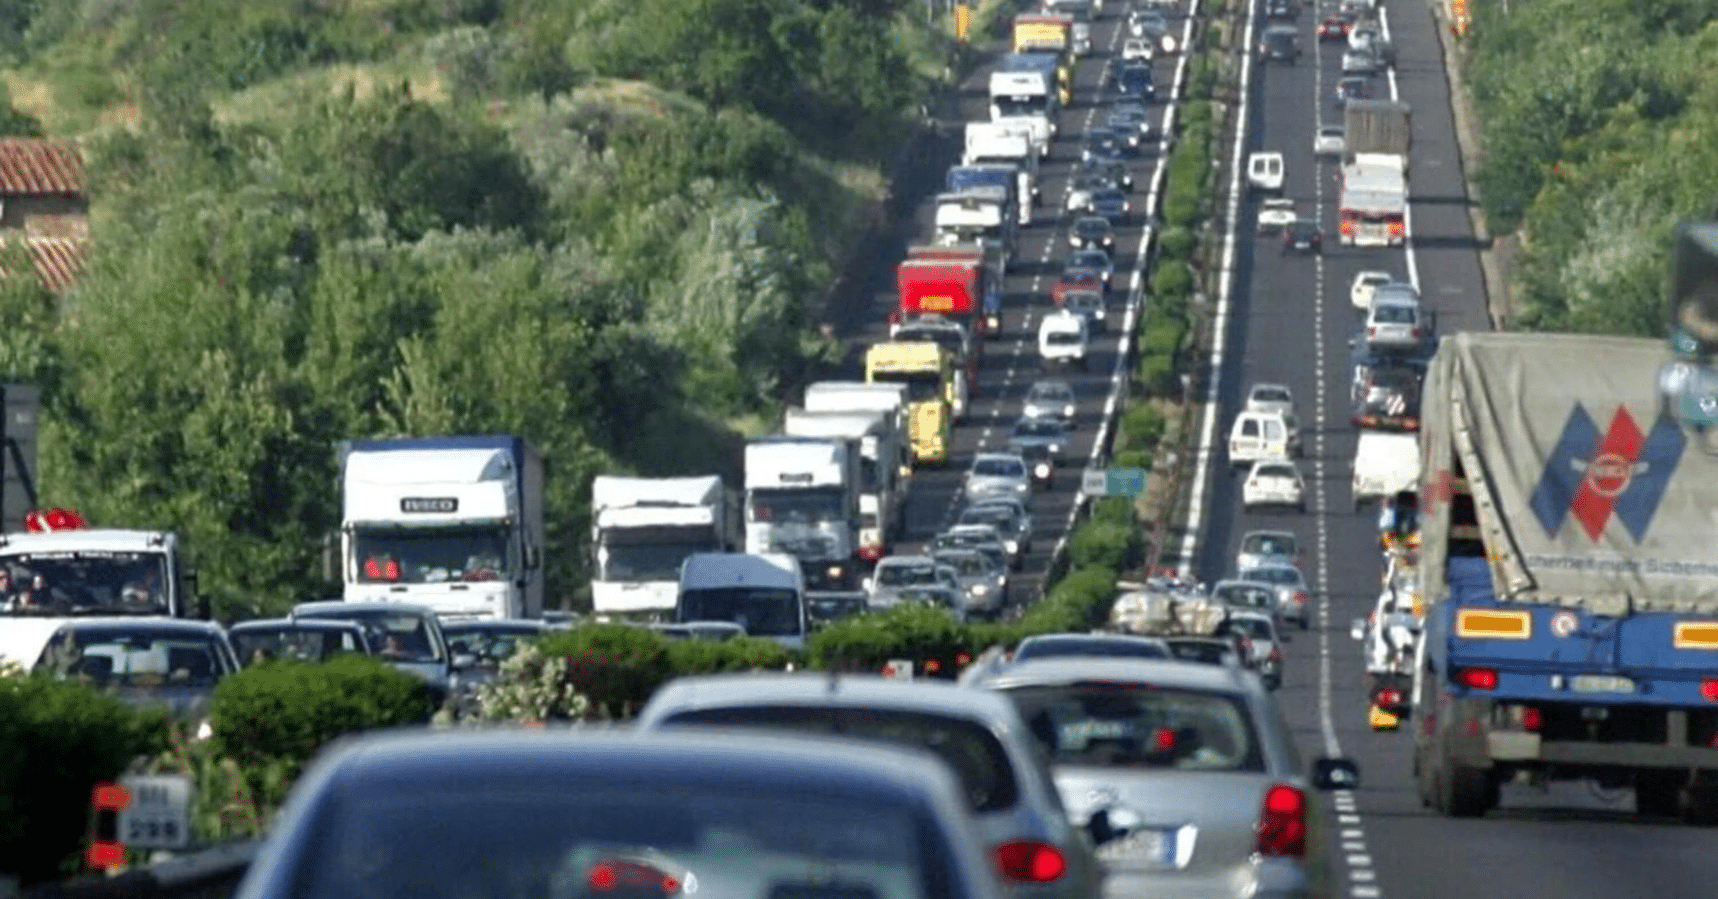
891,258,985,389
895,246,1005,338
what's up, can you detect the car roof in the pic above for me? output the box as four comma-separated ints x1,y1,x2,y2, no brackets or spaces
230,618,364,633
1241,561,1303,575
1249,382,1291,394
1242,529,1298,542
640,672,1026,725
441,620,548,632
979,656,1257,693
292,600,437,618
1019,632,1169,649
972,451,1026,464
1250,460,1299,471
1028,379,1074,392
878,555,938,567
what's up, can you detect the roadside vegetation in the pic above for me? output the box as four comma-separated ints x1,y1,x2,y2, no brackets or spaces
1462,0,1718,334
0,0,956,618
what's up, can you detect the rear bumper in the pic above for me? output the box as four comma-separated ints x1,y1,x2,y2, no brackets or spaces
1101,856,1309,899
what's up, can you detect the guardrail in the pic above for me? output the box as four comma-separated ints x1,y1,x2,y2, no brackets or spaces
20,843,261,899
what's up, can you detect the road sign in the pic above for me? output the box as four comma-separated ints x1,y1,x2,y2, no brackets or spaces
882,659,914,680
117,774,192,850
1083,467,1149,497
955,3,971,42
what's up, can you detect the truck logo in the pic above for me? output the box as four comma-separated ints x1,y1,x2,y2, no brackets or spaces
400,497,459,513
1529,404,1685,541
920,295,955,311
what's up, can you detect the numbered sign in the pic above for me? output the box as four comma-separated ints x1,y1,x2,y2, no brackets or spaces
117,774,192,850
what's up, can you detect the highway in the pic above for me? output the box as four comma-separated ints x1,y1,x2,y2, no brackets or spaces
835,0,1198,604
1187,1,1718,897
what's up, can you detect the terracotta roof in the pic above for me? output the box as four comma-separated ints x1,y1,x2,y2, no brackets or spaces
0,139,84,197
0,237,87,292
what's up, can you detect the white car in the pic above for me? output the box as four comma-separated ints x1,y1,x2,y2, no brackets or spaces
1242,460,1306,513
1364,295,1426,351
1247,151,1284,192
1314,125,1346,156
1245,382,1296,418
1349,270,1394,310
1257,198,1296,234
1038,311,1090,369
1122,37,1154,62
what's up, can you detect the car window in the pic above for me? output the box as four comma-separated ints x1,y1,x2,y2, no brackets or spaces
1240,419,1259,438
1219,617,1275,642
1253,387,1289,403
233,628,363,666
973,458,1024,477
877,564,938,587
1257,464,1296,479
1243,535,1293,556
444,627,538,667
938,554,990,577
1015,638,1167,662
1373,304,1416,324
294,785,941,899
664,706,1020,813
1243,567,1299,585
1263,420,1284,440
1004,684,1264,772
1045,331,1083,345
1015,419,1062,437
1216,585,1274,608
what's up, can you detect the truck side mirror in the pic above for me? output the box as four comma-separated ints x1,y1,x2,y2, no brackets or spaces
183,568,206,620
525,545,542,570
321,531,340,583
1350,617,1367,641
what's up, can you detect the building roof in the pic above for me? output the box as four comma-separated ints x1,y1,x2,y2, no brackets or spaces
0,139,84,196
0,236,86,292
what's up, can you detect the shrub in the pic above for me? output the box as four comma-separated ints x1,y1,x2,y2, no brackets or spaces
1151,262,1193,299
474,641,593,723
1159,225,1196,260
0,675,167,885
1139,352,1178,396
210,655,435,804
1112,448,1153,471
1023,566,1118,632
1163,183,1201,229
1142,318,1186,355
667,637,798,675
810,603,971,674
535,624,675,719
1121,403,1168,449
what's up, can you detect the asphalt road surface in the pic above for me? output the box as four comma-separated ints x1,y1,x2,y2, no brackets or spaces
1189,1,1718,897
835,0,1198,607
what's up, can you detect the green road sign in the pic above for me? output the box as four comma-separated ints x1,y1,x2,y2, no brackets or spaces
1082,466,1148,497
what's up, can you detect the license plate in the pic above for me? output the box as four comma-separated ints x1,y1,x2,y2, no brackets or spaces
1096,828,1174,865
1571,674,1635,694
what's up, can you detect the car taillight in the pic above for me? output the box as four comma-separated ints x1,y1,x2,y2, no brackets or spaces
1520,706,1543,730
1454,666,1499,690
1293,591,1308,606
1388,219,1405,236
1702,678,1718,701
1367,326,1377,338
1340,217,1357,235
994,841,1068,883
1247,479,1259,489
1268,647,1283,663
1410,328,1422,338
1376,686,1404,706
1255,784,1307,857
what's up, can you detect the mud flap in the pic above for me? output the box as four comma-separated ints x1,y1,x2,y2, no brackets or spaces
1368,703,1402,731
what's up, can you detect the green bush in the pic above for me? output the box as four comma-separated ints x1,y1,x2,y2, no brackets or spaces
0,675,167,885
1022,566,1118,632
1142,318,1186,355
1159,225,1196,260
809,603,974,674
1151,262,1193,299
536,624,675,719
667,636,798,675
209,655,434,808
1112,448,1153,471
1139,351,1178,396
1163,182,1201,229
1121,403,1168,449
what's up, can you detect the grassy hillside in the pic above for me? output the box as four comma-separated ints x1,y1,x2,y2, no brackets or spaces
1463,0,1718,334
0,0,969,616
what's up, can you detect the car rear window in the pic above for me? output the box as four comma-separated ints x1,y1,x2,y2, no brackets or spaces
1002,684,1264,772
1015,638,1167,662
663,706,1020,813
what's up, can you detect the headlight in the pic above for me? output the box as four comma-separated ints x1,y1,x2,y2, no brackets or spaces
1063,404,1075,417
196,719,214,742
1005,540,1020,554
1049,444,1062,454
826,564,843,577
1034,462,1051,478
969,584,986,597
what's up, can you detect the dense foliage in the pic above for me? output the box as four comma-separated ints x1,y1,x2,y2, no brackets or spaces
0,0,951,618
1463,0,1718,333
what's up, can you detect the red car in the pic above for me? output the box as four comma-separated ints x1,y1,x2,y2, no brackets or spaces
1052,268,1105,305
1318,15,1353,40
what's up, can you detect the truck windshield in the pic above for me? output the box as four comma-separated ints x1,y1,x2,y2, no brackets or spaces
597,525,721,582
679,588,803,637
352,525,511,584
748,488,846,526
0,551,172,617
40,626,231,688
870,371,943,403
896,327,968,361
995,96,1049,117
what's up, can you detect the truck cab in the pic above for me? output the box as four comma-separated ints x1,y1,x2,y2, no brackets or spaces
865,343,956,467
742,437,861,591
0,509,200,620
589,476,737,615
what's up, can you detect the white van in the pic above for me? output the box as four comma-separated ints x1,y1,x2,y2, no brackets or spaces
1247,152,1284,193
1228,410,1301,466
1037,310,1090,369
677,553,808,651
1351,431,1421,511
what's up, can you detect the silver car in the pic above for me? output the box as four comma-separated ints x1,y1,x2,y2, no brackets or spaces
635,675,1108,899
1062,291,1107,334
1215,609,1286,689
1313,125,1345,156
1210,579,1280,618
970,659,1358,899
1236,563,1311,630
1235,529,1302,571
935,548,1009,619
934,524,1013,573
966,453,1033,505
290,601,463,702
867,555,960,607
959,498,1036,567
1008,416,1071,473
1012,632,1171,663
1024,379,1078,428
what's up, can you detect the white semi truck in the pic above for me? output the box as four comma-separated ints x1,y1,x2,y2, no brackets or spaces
783,408,904,566
589,475,739,614
0,510,201,619
743,436,862,591
339,436,545,621
802,382,911,477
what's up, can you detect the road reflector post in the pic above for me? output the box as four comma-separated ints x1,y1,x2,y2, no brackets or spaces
86,782,129,871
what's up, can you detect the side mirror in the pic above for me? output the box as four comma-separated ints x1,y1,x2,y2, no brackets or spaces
183,569,207,620
451,653,478,672
1350,618,1367,641
1311,757,1361,791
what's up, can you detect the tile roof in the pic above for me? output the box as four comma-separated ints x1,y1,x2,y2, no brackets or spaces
0,237,87,292
0,139,84,197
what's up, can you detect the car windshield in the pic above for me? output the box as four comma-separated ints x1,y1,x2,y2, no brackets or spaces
1071,253,1108,268
1003,683,1263,772
1256,464,1297,479
1242,567,1301,586
973,458,1024,477
1066,295,1099,310
1164,640,1230,665
958,506,1015,530
1251,387,1290,404
353,525,512,585
443,625,540,668
1215,585,1275,609
1370,367,1420,389
1219,617,1276,641
1046,331,1084,346
291,785,940,899
876,563,941,587
1014,419,1064,438
679,588,802,637
40,626,230,688
662,707,1019,814
936,554,992,577
1027,383,1073,403
1015,638,1167,661
232,626,367,666
296,610,445,663
0,551,173,617
748,487,847,526
1243,535,1295,557
1373,304,1417,324
1321,127,1344,138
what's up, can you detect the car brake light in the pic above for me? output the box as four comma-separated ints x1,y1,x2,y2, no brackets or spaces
1268,647,1283,663
1255,784,1307,856
1520,706,1543,730
1455,667,1499,690
1702,678,1718,701
1294,591,1308,606
1152,727,1177,753
1376,686,1404,706
994,841,1068,883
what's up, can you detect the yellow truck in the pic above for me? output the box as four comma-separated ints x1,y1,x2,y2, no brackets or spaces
865,342,954,467
1012,13,1072,55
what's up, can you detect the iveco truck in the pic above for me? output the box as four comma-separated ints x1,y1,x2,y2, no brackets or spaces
743,437,861,591
589,475,738,614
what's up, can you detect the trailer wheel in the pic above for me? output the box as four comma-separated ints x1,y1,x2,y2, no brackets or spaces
1433,739,1495,818
1634,773,1683,818
1682,778,1718,825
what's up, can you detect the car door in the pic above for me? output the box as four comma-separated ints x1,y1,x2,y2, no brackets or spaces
1262,417,1286,459
1231,415,1261,460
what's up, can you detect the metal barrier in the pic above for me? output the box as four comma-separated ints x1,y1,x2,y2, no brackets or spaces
21,842,261,899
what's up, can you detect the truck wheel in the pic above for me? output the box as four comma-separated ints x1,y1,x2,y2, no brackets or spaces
1434,746,1495,818
1634,774,1683,818
1682,778,1718,825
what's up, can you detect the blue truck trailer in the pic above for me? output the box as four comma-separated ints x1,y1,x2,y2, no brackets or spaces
1411,332,1718,821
